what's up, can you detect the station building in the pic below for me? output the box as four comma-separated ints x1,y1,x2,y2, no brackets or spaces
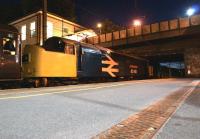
9,11,96,48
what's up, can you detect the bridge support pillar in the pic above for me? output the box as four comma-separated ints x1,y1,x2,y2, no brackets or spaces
184,48,200,78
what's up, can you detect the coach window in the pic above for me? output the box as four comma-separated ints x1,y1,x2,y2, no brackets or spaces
2,38,16,55
65,44,75,55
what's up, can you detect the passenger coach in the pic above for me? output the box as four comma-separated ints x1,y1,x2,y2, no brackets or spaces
0,25,22,86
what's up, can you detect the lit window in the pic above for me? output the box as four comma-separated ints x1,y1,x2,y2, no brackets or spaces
47,21,53,38
30,22,36,37
21,25,26,41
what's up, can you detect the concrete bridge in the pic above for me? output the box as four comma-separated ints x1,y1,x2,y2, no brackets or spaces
85,15,200,78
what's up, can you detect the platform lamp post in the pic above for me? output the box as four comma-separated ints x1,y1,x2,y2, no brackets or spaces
97,23,102,35
97,23,102,43
134,0,137,13
43,0,47,44
132,0,145,27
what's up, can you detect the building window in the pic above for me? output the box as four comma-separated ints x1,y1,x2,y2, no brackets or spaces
30,22,36,37
63,27,69,36
21,25,26,41
47,21,53,38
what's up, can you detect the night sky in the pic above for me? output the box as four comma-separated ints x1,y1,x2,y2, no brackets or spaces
1,0,200,28
75,0,200,28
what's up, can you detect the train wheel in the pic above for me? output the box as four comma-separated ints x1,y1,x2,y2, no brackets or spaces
34,79,40,88
42,78,48,87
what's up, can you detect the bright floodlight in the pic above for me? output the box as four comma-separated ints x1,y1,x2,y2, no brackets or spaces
133,19,142,27
97,23,102,28
186,8,195,16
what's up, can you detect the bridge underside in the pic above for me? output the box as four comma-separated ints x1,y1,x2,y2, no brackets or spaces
145,54,185,78
111,34,200,78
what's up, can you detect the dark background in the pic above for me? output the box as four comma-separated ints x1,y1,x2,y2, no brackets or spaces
75,0,200,27
0,0,199,28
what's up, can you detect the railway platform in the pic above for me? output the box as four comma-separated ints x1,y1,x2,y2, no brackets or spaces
154,82,200,139
92,80,200,139
0,79,199,139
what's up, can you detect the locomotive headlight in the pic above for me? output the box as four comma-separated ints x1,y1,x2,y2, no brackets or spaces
11,51,16,55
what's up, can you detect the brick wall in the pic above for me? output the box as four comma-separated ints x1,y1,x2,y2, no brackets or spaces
184,48,200,77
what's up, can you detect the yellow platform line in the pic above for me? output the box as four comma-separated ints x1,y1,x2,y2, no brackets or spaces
0,79,186,100
0,83,135,100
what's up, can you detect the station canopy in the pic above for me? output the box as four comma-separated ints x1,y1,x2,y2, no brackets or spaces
64,29,97,42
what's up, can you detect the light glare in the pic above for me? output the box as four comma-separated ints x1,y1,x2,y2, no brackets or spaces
133,19,142,27
186,8,195,16
97,23,102,28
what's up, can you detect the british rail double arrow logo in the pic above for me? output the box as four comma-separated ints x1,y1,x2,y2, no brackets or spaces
102,55,119,77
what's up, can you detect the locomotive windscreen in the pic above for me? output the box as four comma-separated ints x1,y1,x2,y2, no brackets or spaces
43,37,65,53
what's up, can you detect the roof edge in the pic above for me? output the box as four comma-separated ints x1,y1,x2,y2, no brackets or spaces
9,10,87,30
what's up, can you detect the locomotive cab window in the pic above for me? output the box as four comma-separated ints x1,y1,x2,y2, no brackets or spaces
44,37,76,55
65,44,75,55
44,38,65,53
0,37,16,55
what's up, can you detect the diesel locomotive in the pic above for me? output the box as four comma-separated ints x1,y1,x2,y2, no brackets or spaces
0,25,149,88
0,25,22,86
23,37,148,87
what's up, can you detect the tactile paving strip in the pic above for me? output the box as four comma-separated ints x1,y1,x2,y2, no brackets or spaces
92,81,199,139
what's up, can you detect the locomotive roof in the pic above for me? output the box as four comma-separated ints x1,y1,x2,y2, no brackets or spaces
93,44,147,61
0,24,18,34
44,37,100,51
81,42,147,61
44,37,147,61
